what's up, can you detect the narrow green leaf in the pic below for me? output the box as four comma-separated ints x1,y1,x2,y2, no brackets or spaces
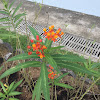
45,39,52,49
32,78,41,100
52,54,86,62
9,0,16,9
41,62,50,100
0,17,10,22
0,26,11,29
29,26,42,40
0,82,6,93
49,46,64,51
12,3,22,17
11,80,23,92
0,61,41,80
57,61,96,77
14,13,26,22
8,91,22,96
55,73,69,82
91,63,100,69
15,18,23,28
36,78,42,100
8,81,15,93
9,98,19,100
0,11,9,15
0,92,6,98
45,54,59,72
0,34,16,38
7,52,39,62
54,82,73,89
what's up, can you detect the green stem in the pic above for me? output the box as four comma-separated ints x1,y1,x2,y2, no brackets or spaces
51,80,54,100
79,77,100,100
55,85,57,100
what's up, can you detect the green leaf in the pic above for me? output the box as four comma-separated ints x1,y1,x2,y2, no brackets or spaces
9,0,16,9
45,54,59,72
7,53,39,62
0,26,12,29
48,46,64,51
0,11,9,15
54,82,73,89
0,61,41,80
12,3,22,17
55,73,69,82
29,26,42,40
57,61,96,77
0,34,16,38
8,81,15,93
41,62,50,100
0,82,6,93
9,98,19,100
14,13,26,23
45,39,52,49
91,63,100,69
15,18,23,28
52,54,86,62
8,91,22,96
36,78,42,100
0,17,10,22
32,77,42,100
11,80,23,92
0,92,6,98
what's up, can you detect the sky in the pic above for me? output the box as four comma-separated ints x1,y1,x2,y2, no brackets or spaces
28,0,100,17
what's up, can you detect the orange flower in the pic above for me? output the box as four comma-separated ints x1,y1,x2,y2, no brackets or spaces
38,52,45,59
43,26,64,42
48,72,56,79
32,44,38,51
43,28,46,32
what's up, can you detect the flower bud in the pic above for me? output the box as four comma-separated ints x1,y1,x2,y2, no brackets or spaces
40,39,42,42
36,35,39,40
27,45,31,49
28,52,32,55
30,39,34,43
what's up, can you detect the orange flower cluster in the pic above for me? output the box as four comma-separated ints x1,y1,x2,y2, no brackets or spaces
48,65,57,79
43,25,64,42
27,35,47,59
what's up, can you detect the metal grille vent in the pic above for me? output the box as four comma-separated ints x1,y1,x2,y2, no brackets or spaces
0,14,100,59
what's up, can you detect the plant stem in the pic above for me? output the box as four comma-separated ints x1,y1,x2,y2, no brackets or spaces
79,77,100,100
51,80,54,100
55,85,57,100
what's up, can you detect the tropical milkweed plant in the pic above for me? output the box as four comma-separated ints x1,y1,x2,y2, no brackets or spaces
0,0,26,39
0,25,99,100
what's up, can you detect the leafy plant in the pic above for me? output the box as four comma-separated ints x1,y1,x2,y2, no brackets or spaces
0,0,26,38
0,25,99,100
0,80,23,100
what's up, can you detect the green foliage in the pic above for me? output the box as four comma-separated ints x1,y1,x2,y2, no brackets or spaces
0,28,27,52
0,80,22,100
0,61,41,80
0,23,99,100
54,82,73,89
0,0,26,39
7,53,39,62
